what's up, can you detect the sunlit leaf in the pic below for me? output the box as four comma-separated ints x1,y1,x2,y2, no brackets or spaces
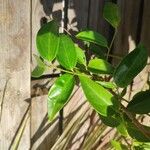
75,46,86,66
36,20,60,61
103,2,121,28
113,44,148,87
96,81,116,89
76,30,108,48
111,140,122,150
48,74,75,121
88,58,114,74
57,34,77,70
79,76,118,116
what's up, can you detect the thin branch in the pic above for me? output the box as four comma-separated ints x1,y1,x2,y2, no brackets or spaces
106,53,122,60
111,90,150,139
121,104,150,139
106,29,117,60
46,63,91,78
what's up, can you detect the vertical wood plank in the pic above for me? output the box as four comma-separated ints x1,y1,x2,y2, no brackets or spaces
113,0,141,62
0,0,30,149
31,95,59,150
141,0,150,54
68,0,90,33
31,1,62,149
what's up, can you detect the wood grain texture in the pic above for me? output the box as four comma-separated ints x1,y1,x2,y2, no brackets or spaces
0,0,30,149
31,95,59,150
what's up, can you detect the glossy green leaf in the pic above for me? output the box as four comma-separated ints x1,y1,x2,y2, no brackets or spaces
36,20,60,61
79,76,118,116
57,34,77,70
75,46,86,66
103,2,121,28
76,30,108,48
88,58,114,74
31,55,46,77
127,90,150,114
96,81,116,89
48,74,75,121
113,44,148,87
126,123,150,142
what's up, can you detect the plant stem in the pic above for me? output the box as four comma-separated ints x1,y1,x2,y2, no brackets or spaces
107,53,122,60
111,90,150,139
47,63,91,78
106,29,117,60
121,104,150,139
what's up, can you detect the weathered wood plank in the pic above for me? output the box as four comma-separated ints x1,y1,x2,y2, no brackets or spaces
31,95,59,150
0,0,30,149
31,1,62,149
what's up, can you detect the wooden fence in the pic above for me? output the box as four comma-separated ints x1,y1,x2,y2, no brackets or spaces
0,0,150,149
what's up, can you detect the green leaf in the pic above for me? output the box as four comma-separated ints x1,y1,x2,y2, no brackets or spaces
48,74,75,121
33,54,46,68
79,76,118,116
88,58,114,74
100,113,120,127
32,66,45,78
111,140,122,150
116,116,128,136
134,142,150,150
90,44,106,59
127,90,150,114
75,46,86,66
103,2,121,28
126,123,150,142
76,30,108,48
96,81,116,89
31,55,46,77
57,34,77,70
36,20,60,61
113,44,148,87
